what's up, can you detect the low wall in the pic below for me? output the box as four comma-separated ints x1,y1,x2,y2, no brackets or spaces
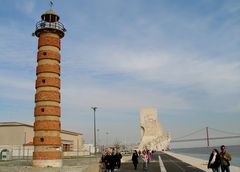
63,151,90,156
0,145,90,160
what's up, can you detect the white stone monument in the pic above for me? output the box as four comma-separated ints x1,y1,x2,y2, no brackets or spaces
138,108,170,151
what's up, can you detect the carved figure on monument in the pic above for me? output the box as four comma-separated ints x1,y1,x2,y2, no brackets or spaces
138,108,170,151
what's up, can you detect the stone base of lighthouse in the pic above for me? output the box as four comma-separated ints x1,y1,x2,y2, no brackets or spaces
32,159,62,168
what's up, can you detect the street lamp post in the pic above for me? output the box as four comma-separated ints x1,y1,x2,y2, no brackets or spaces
97,129,100,151
91,107,97,154
106,132,109,147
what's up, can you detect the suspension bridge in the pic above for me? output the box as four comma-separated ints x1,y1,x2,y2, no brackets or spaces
171,127,240,146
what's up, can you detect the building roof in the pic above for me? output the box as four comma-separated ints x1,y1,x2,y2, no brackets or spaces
0,122,33,127
0,122,82,136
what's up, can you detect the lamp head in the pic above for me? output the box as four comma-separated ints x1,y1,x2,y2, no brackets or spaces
91,107,98,111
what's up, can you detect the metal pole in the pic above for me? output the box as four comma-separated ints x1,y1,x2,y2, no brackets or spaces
91,107,97,154
206,127,209,147
23,132,26,159
77,139,79,157
106,132,109,147
97,129,100,151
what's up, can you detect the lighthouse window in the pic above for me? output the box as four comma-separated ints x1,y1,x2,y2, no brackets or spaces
42,79,46,83
40,138,44,142
41,108,45,112
43,52,47,56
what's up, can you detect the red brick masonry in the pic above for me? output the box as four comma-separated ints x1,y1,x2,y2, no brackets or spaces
36,64,60,75
34,105,60,117
36,77,60,88
38,50,60,62
34,120,60,131
33,151,61,160
35,91,60,103
38,36,60,49
33,136,61,146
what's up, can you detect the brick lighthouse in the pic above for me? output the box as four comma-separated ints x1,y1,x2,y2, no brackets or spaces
33,8,66,167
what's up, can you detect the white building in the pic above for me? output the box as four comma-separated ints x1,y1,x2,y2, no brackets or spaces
0,122,89,160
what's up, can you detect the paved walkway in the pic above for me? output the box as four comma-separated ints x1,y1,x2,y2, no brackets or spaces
117,152,205,172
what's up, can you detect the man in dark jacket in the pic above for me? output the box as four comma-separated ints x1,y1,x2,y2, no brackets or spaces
104,148,116,172
132,150,139,170
115,151,122,169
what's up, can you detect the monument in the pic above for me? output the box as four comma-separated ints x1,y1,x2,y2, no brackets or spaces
32,7,66,167
138,108,171,151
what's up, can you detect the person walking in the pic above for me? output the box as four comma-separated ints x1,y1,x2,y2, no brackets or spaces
220,145,232,172
115,151,122,169
207,149,221,172
104,148,116,172
99,150,106,172
146,150,152,164
132,150,139,170
141,150,148,171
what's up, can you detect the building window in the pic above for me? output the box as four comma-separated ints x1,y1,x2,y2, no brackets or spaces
62,140,73,152
62,144,71,152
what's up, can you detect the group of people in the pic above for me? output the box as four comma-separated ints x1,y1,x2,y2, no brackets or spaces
208,145,232,172
99,147,122,172
99,145,232,172
132,149,154,171
99,148,154,171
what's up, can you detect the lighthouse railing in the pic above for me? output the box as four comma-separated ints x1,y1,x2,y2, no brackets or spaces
36,20,66,32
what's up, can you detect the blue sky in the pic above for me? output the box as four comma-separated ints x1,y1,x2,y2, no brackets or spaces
0,0,240,148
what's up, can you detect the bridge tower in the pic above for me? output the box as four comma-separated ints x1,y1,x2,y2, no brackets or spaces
32,8,66,167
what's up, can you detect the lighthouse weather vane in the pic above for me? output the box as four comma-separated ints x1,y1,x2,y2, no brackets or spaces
49,1,54,10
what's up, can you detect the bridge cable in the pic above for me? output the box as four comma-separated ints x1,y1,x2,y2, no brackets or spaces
173,127,206,140
208,127,240,136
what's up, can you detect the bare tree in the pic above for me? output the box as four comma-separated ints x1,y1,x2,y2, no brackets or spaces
113,139,122,150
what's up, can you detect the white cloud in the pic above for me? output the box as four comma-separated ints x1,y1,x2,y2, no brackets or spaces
60,68,191,117
73,47,240,95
